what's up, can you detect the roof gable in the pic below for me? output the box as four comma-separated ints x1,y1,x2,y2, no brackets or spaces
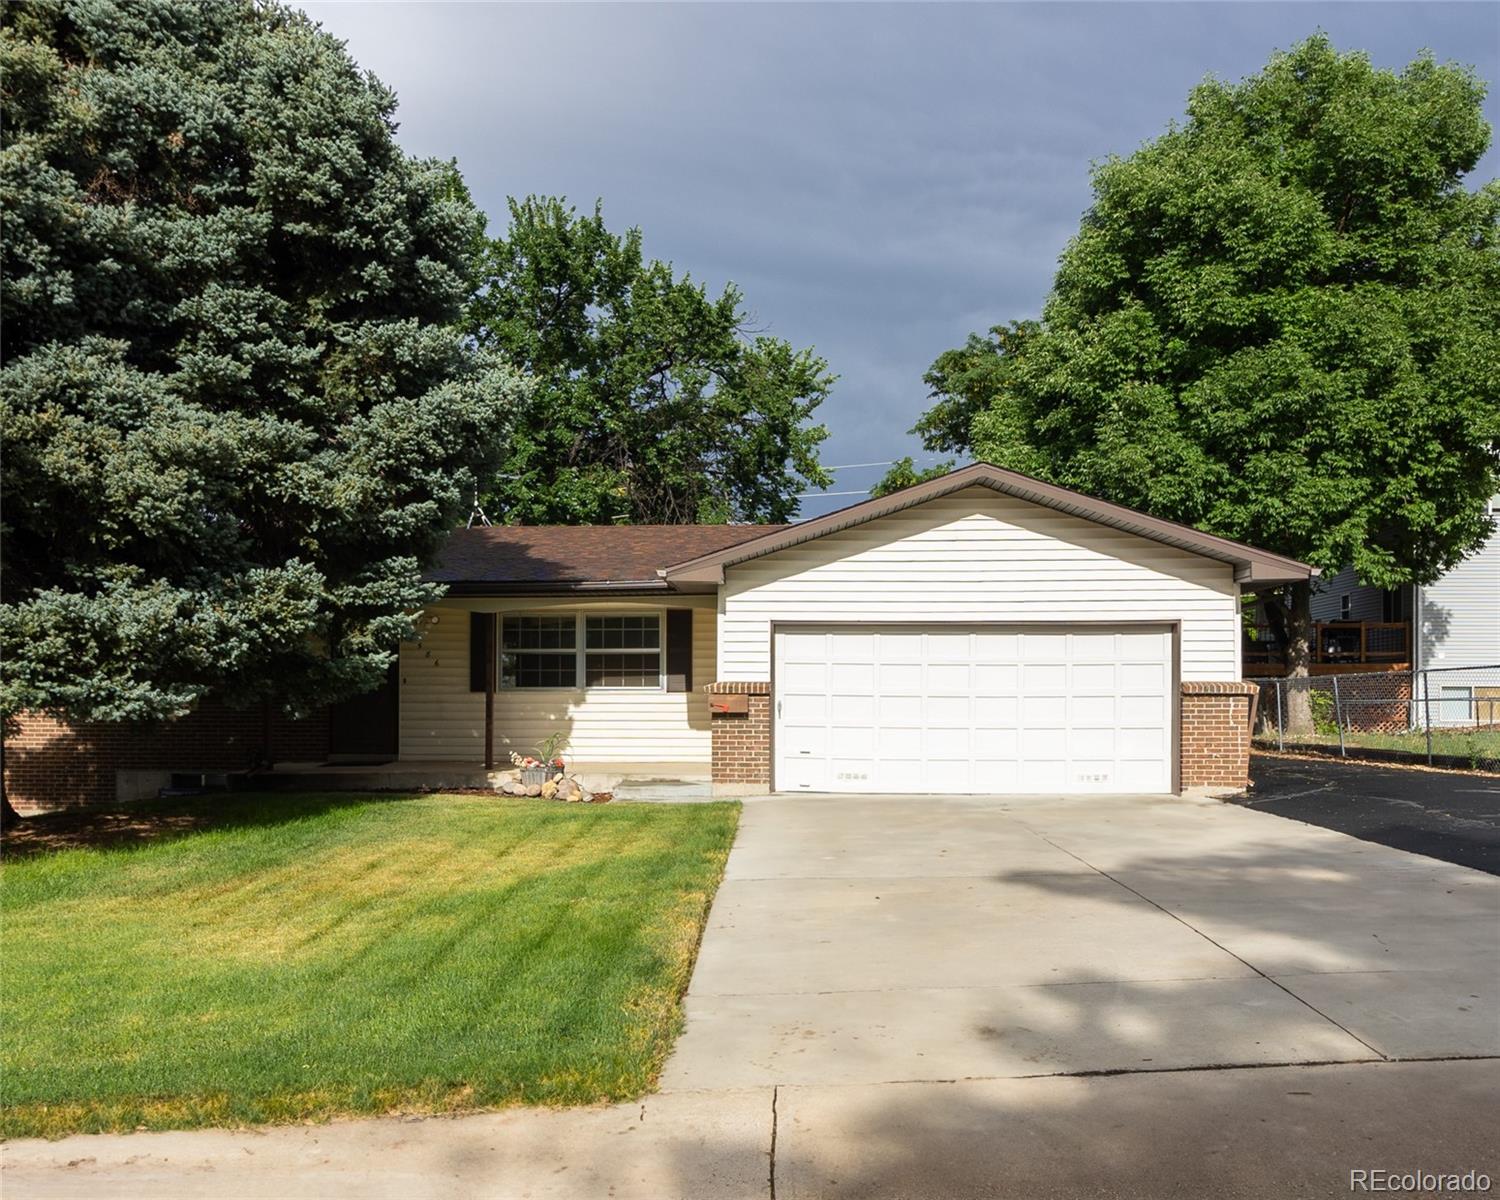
662,463,1315,587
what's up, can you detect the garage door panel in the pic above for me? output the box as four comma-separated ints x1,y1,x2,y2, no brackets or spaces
830,694,876,724
1074,728,1116,755
973,728,1019,756
829,726,876,757
781,661,828,692
925,695,970,725
1121,662,1166,691
782,723,827,756
974,696,1019,726
974,664,1019,693
778,755,824,791
1024,663,1068,692
879,663,924,694
782,694,827,724
925,727,970,758
1020,759,1068,790
880,633,924,660
1120,630,1168,657
1071,633,1119,661
927,663,971,693
775,624,1173,795
1071,663,1117,692
974,632,1019,660
927,632,972,661
830,662,874,692
1121,695,1166,723
829,631,876,659
876,758,925,792
1027,696,1068,726
1072,695,1116,724
1024,726,1070,757
781,632,827,662
1118,727,1165,757
974,759,1020,789
878,694,924,724
1115,760,1164,791
925,760,972,791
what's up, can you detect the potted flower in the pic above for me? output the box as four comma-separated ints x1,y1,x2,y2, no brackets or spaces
512,732,567,786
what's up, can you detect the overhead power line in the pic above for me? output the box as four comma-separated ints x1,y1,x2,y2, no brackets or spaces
793,489,871,499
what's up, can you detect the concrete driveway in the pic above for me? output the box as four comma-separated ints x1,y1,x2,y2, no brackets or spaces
664,791,1500,1090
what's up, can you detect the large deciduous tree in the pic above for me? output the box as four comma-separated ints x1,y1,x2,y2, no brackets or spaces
0,0,523,817
467,197,833,525
906,37,1500,724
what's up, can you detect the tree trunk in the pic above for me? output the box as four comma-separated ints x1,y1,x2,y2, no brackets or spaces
1282,579,1315,735
0,733,23,831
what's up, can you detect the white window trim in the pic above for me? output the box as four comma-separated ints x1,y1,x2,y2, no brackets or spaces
500,610,666,692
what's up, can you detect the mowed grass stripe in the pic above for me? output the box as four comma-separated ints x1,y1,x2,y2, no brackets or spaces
1,793,739,1137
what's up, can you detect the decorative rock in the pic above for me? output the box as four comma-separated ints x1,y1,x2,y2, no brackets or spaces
556,778,581,802
524,784,543,797
580,790,594,803
540,780,558,800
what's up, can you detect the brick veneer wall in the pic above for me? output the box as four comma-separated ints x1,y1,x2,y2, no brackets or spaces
1179,680,1257,791
704,681,772,787
3,701,330,813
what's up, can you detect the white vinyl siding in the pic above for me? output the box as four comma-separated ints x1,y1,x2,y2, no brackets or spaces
719,487,1239,682
1418,500,1500,671
399,596,714,762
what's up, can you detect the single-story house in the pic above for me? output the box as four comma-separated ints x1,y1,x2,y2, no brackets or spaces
390,463,1313,795
3,463,1317,808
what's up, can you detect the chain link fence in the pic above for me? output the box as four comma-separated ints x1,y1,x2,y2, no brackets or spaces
1252,664,1500,772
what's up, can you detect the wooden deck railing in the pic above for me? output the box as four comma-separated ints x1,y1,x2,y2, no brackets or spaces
1243,621,1410,667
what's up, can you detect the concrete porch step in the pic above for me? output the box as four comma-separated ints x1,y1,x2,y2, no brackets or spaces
609,776,717,803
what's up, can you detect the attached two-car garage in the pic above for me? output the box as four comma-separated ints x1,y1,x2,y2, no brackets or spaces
773,624,1175,795
661,464,1316,796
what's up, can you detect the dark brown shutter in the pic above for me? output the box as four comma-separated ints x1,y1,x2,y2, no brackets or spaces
469,613,496,692
665,609,693,693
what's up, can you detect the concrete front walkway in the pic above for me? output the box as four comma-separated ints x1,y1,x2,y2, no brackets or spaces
5,792,1498,1199
663,792,1500,1089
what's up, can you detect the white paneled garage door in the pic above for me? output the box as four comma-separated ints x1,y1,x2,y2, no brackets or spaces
774,625,1174,795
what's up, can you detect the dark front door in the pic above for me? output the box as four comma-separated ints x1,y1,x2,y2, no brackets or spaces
328,660,399,761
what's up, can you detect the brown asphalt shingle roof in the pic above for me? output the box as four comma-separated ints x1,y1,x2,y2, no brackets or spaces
427,524,786,589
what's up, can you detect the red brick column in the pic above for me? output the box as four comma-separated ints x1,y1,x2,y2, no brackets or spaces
703,681,772,789
1179,680,1258,792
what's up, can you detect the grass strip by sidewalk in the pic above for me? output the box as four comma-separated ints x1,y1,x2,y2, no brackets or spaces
1,792,739,1138
1254,726,1500,770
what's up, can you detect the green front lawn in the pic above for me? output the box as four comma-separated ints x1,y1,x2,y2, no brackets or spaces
1,793,740,1138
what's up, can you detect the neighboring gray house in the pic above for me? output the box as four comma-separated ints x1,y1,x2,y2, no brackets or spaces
1300,497,1500,725
1309,496,1500,673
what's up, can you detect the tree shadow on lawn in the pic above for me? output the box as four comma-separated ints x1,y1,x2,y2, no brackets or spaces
0,791,429,859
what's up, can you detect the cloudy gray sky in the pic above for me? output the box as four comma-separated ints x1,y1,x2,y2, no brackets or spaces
304,1,1499,518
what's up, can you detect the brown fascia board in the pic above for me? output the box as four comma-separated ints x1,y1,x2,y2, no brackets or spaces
661,462,1317,587
441,580,673,597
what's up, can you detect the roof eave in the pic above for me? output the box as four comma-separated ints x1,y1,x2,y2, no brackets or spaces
436,579,674,596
